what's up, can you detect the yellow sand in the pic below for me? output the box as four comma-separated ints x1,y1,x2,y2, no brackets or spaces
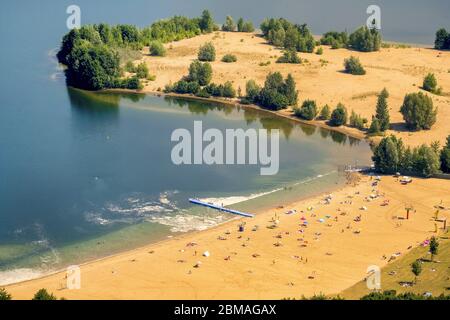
140,31,450,147
7,175,450,300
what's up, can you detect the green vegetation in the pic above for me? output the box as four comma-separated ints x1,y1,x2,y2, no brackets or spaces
349,110,367,130
260,18,315,53
374,88,390,131
315,47,324,55
344,56,366,75
368,117,382,135
400,92,437,130
411,260,422,283
429,236,439,262
204,82,236,98
342,233,450,299
244,73,298,110
434,28,450,50
329,103,348,126
319,104,331,120
276,50,301,64
372,135,442,176
198,42,216,62
422,73,442,94
440,136,450,173
149,41,166,56
294,100,318,120
32,288,57,300
57,12,217,91
237,18,255,33
348,26,381,52
0,288,12,300
320,31,348,49
222,16,236,32
188,60,212,86
221,54,237,63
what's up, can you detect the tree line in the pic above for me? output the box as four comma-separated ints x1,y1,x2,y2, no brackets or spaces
57,10,217,91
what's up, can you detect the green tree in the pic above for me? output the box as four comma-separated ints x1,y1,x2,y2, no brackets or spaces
440,136,450,173
348,26,381,52
277,50,301,64
283,74,298,106
400,92,437,130
32,289,57,300
188,60,212,86
149,41,166,56
0,288,12,300
241,21,255,33
429,236,439,262
344,56,366,75
330,103,348,126
319,105,331,120
412,144,440,177
237,18,244,32
423,73,438,93
199,10,215,33
411,260,422,284
135,62,149,79
372,136,404,173
368,117,382,135
245,80,261,103
222,16,236,32
434,28,449,50
198,42,216,61
295,100,318,120
222,81,236,98
375,88,390,131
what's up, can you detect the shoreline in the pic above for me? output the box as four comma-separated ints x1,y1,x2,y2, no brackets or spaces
2,171,347,288
6,174,450,299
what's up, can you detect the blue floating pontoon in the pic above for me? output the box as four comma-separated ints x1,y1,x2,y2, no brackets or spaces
189,198,255,218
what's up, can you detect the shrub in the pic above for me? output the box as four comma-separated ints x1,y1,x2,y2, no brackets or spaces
195,88,211,98
434,28,450,50
277,50,301,64
400,92,437,130
198,42,216,62
295,100,318,120
149,41,166,56
422,73,440,94
188,60,212,86
125,61,136,73
319,104,331,120
222,81,236,98
222,54,237,63
316,47,324,55
135,62,149,79
320,31,348,48
368,117,382,135
349,110,367,129
173,80,200,94
330,103,348,126
348,26,381,52
344,56,366,75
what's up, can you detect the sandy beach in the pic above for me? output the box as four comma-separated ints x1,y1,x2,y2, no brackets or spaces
6,174,449,299
139,31,450,148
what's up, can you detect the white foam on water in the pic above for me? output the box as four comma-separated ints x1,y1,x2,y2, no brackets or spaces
199,188,283,207
149,213,232,233
0,268,52,286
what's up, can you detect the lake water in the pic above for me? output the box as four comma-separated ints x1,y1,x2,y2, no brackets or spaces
2,0,445,285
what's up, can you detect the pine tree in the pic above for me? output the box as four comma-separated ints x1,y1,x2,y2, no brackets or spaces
375,88,390,131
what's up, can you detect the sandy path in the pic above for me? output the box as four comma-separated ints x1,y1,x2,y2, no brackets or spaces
6,175,449,300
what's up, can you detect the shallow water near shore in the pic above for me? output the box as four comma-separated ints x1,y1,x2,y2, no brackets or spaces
0,87,373,285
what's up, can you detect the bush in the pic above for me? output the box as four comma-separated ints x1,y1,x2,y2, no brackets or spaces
198,42,216,61
349,110,367,129
149,41,166,56
400,92,437,130
222,81,236,98
368,117,382,135
423,73,439,93
320,31,348,48
295,100,318,120
375,88,390,131
348,26,381,52
319,104,331,120
329,103,348,126
276,50,301,64
222,54,237,63
188,60,212,86
344,56,366,75
135,62,149,79
172,80,200,94
316,47,324,55
195,88,211,98
33,289,57,300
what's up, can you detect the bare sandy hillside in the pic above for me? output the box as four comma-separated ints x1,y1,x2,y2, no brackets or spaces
139,31,450,147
